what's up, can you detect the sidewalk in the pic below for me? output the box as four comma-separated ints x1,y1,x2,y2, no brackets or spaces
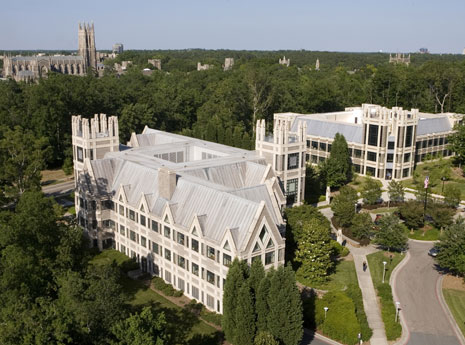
320,207,389,345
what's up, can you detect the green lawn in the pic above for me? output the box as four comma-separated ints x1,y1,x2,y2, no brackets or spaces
443,289,465,338
90,249,132,266
368,207,398,214
300,260,358,291
367,251,404,340
406,227,440,241
348,175,383,193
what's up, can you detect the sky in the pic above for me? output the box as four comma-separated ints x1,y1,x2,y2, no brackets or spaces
1,0,465,53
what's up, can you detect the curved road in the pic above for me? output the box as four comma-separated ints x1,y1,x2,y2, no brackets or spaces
395,240,462,345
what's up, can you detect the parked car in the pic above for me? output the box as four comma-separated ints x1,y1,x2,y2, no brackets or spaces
428,247,439,257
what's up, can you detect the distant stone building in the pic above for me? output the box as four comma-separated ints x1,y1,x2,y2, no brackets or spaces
419,48,429,54
113,43,124,55
389,53,410,66
278,56,290,67
197,62,213,71
315,59,320,71
114,61,132,74
148,59,162,70
3,23,97,81
223,58,234,71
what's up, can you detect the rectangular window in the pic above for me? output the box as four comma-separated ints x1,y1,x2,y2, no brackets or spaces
433,138,438,147
223,253,232,267
206,246,216,260
102,200,113,210
368,124,379,146
311,155,318,163
152,242,159,254
141,236,146,248
404,153,411,163
177,232,185,245
265,251,275,265
130,230,136,242
206,270,215,285
129,209,135,221
120,244,126,255
422,140,427,148
140,215,146,227
119,204,124,215
311,141,318,149
387,153,394,163
354,164,361,173
207,294,214,309
403,168,410,178
192,286,199,299
366,166,376,176
428,139,433,147
439,137,444,145
306,140,310,148
328,144,332,152
388,141,395,150
192,262,199,276
164,226,171,238
151,220,159,232
354,149,362,158
405,126,413,147
77,146,84,162
120,225,125,236
191,238,199,252
177,255,185,269
164,249,171,261
319,142,327,151
287,153,299,170
367,151,377,161
278,248,284,262
286,178,298,195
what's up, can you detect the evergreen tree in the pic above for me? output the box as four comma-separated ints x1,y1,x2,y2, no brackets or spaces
256,274,271,333
398,200,424,229
350,212,373,240
361,176,382,205
224,127,233,146
254,331,280,345
235,281,256,345
267,266,303,345
387,180,405,203
322,133,352,188
436,218,465,275
444,184,461,208
331,185,358,228
295,219,334,283
222,258,249,344
249,259,266,297
233,126,243,148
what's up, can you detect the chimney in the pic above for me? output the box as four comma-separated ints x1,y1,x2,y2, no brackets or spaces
158,167,177,200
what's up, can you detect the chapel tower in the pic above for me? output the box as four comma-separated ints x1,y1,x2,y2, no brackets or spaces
78,22,97,72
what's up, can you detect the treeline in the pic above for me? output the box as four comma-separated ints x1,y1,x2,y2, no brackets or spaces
1,52,465,169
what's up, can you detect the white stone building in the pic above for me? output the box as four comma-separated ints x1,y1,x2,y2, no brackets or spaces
72,115,286,314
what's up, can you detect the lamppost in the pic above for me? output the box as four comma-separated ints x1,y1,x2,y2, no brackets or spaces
358,333,362,345
382,261,387,283
442,177,446,194
395,301,401,322
324,307,329,319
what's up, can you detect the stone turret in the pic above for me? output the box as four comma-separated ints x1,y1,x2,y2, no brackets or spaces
78,22,97,71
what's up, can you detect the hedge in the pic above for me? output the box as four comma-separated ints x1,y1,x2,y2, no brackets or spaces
376,283,402,340
345,284,373,342
152,277,183,297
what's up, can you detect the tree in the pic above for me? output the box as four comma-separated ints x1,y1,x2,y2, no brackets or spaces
387,180,405,203
254,331,280,345
350,213,373,240
436,218,465,276
249,259,265,297
256,274,271,333
295,219,334,283
267,265,303,345
444,184,461,208
111,306,167,345
374,214,408,251
449,123,465,166
322,133,352,188
222,258,249,344
428,203,454,229
0,126,50,204
398,200,424,229
331,186,358,228
361,176,382,205
235,281,256,345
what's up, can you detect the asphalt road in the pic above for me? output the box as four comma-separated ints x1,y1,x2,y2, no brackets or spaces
395,240,462,345
301,330,334,345
42,180,75,196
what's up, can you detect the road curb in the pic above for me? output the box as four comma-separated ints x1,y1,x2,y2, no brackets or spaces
305,329,343,345
437,275,465,345
390,250,411,345
408,238,438,244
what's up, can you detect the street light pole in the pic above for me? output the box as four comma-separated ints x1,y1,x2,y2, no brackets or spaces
324,307,328,319
395,301,401,322
382,261,387,283
442,177,446,194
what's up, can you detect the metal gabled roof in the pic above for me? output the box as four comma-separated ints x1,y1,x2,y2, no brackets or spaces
291,117,363,143
417,117,452,136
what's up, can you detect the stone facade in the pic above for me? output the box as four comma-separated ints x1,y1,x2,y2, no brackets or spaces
223,58,234,71
112,43,124,54
197,62,213,71
148,59,162,70
3,22,97,81
279,56,290,67
72,115,286,314
389,53,411,66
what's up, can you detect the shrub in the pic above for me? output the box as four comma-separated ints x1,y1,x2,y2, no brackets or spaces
428,203,454,229
200,307,223,327
444,184,461,208
120,258,140,273
345,284,372,342
398,201,424,229
152,276,182,297
331,240,350,258
315,291,361,345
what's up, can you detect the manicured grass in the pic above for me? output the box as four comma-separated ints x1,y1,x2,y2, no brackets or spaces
348,175,383,193
443,289,465,338
300,260,358,291
90,249,132,266
367,251,404,287
367,251,404,340
406,227,440,241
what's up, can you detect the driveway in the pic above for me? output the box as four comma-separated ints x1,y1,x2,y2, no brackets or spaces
394,240,462,345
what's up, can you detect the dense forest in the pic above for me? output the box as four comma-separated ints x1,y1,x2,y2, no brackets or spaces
1,49,465,170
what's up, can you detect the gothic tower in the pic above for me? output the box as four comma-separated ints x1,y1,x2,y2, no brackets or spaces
78,22,97,72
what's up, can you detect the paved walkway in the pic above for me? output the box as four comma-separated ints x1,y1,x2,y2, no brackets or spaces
320,207,389,345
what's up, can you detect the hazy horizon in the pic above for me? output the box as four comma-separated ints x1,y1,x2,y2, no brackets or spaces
2,0,464,54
